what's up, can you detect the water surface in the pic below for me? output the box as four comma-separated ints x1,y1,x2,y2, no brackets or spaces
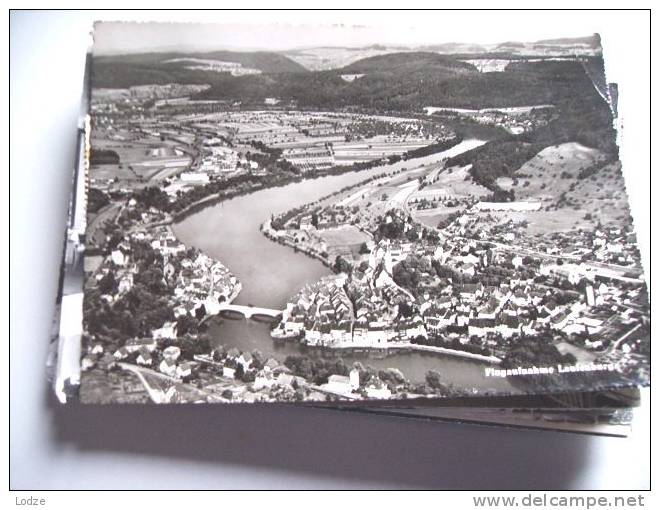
173,140,514,390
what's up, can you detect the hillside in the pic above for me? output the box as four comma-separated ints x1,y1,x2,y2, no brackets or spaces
92,52,617,182
341,51,476,74
92,52,610,116
284,45,410,71
488,142,631,234
419,42,489,54
534,34,600,47
283,35,601,70
191,56,609,114
495,143,607,201
446,140,545,198
94,50,309,73
559,160,631,227
441,60,617,198
91,50,308,88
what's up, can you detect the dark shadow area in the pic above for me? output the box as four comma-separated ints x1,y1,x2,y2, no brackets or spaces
49,392,594,489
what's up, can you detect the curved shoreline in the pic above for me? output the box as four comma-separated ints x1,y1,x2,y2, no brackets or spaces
326,342,502,364
273,333,501,364
168,135,466,224
260,219,333,268
168,136,507,370
175,209,501,366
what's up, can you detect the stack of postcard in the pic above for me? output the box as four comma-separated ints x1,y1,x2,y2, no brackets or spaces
48,22,649,437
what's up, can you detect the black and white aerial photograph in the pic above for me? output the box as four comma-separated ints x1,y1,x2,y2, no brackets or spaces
10,8,654,494
48,20,650,407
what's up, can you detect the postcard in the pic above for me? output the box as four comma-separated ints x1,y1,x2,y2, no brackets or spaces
49,22,649,409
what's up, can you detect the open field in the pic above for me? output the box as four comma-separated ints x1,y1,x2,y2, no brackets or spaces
315,152,452,207
488,142,632,234
271,136,345,149
148,165,191,181
315,140,490,231
318,225,370,248
91,160,190,183
332,136,432,164
91,134,192,182
496,142,605,201
131,159,191,180
93,133,188,156
90,164,136,181
471,209,587,236
413,206,464,229
560,161,632,227
171,110,452,171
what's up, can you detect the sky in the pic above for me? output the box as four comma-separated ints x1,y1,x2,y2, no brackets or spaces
91,12,604,55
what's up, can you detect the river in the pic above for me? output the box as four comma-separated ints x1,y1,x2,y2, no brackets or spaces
173,139,515,392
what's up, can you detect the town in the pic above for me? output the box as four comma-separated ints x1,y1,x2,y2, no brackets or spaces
77,44,650,404
268,152,649,386
81,85,481,403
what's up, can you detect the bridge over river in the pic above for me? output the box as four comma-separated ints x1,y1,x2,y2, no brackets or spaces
210,303,283,321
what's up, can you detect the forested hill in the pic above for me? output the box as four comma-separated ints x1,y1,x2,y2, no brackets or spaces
91,50,308,88
92,51,608,116
341,51,477,74
92,51,616,156
444,59,618,196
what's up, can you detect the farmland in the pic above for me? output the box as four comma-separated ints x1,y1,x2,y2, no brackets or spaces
489,142,630,235
73,31,650,408
90,132,192,188
170,110,456,172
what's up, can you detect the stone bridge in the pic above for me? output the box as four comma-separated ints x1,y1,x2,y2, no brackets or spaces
216,304,283,320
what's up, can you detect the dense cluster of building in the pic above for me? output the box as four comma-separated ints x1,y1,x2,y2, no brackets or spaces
274,200,648,363
85,222,241,379
82,84,649,404
441,206,643,269
275,241,425,348
275,274,353,342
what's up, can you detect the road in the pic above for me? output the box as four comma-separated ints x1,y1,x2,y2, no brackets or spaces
149,134,202,181
605,323,644,355
117,362,221,403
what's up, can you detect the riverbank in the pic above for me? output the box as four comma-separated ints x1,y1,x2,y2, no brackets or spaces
297,339,501,363
359,342,501,364
260,219,333,269
158,225,245,325
168,134,466,224
198,282,243,326
172,144,517,391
